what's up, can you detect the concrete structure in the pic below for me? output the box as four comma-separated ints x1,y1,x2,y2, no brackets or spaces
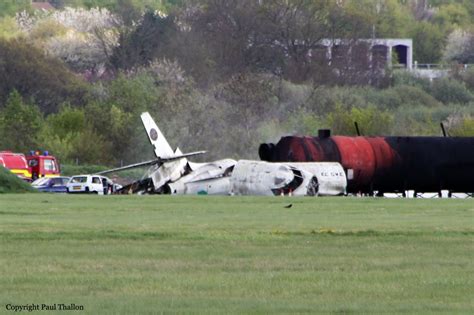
313,38,413,69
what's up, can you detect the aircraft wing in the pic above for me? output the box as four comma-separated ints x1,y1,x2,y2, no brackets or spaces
96,159,160,175
96,151,206,175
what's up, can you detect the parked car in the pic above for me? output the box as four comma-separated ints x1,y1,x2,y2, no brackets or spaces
66,175,114,195
31,176,70,193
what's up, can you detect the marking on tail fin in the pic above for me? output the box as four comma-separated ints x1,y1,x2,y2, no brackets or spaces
150,129,158,141
141,112,206,164
141,112,174,159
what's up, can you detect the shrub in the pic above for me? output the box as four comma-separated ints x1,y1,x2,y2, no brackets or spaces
326,104,393,136
390,104,474,136
306,86,370,115
458,67,474,92
430,78,473,105
364,88,402,110
391,106,439,136
0,166,35,193
448,117,474,136
393,85,441,108
391,70,431,91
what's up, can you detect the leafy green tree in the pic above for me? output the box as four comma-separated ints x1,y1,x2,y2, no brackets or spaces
17,7,122,77
410,21,445,63
111,10,176,70
433,3,471,30
43,105,86,136
54,0,173,11
0,0,30,17
0,90,43,152
444,29,474,64
345,0,413,38
38,131,76,164
0,39,89,114
39,105,112,164
38,106,83,160
82,72,161,163
68,128,111,164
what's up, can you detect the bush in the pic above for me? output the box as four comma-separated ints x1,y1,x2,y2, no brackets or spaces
393,85,441,108
306,86,371,115
363,88,402,110
0,166,35,193
326,104,393,136
0,16,22,38
390,104,474,136
430,78,474,105
448,117,474,136
391,70,431,91
366,85,440,110
276,110,323,136
275,79,314,116
458,67,474,92
391,106,439,136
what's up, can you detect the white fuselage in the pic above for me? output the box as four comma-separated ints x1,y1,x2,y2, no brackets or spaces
150,159,346,196
137,112,347,196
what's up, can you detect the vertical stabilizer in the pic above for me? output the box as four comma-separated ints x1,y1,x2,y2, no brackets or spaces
141,112,175,159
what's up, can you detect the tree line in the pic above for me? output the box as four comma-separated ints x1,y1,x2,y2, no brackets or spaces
0,0,473,166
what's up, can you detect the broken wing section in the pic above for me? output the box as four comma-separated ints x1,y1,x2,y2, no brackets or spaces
147,157,189,193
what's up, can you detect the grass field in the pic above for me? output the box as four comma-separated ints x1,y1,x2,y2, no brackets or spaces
0,194,472,314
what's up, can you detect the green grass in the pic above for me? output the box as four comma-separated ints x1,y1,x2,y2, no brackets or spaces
0,195,473,314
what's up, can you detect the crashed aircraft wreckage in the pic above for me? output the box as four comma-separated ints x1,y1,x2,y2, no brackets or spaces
99,112,346,196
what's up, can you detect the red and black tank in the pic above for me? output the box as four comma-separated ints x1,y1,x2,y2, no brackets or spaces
259,130,474,194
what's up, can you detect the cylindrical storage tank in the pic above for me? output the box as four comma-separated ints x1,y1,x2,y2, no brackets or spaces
383,136,474,192
260,135,474,194
259,136,372,192
331,136,375,192
364,137,401,192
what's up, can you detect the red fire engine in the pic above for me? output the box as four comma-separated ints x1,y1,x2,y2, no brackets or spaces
0,150,60,181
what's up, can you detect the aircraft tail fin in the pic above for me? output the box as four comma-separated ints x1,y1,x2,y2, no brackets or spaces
141,112,206,162
141,112,175,159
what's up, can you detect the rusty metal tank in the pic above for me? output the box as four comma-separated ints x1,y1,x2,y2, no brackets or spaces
259,130,474,194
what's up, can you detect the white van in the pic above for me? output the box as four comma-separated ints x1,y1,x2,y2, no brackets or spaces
66,175,114,195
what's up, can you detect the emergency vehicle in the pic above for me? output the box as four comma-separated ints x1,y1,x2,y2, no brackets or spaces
0,150,60,181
